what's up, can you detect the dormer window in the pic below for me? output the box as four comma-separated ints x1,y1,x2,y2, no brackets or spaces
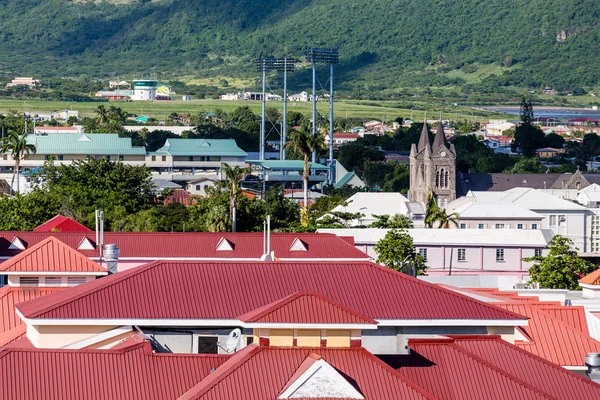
216,237,234,251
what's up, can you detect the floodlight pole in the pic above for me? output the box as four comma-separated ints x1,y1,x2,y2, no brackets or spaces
282,58,288,160
260,62,267,161
311,57,317,164
329,62,334,185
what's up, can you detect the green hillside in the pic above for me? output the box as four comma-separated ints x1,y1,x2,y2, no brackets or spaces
0,0,599,95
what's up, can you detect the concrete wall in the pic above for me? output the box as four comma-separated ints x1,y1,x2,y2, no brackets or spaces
28,325,117,348
143,327,247,354
537,210,587,252
453,219,542,229
419,275,528,289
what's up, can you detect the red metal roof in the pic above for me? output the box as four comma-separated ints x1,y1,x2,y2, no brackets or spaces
0,232,370,260
163,189,197,206
494,302,600,366
0,237,106,274
449,335,600,400
237,291,377,325
33,215,92,233
580,268,600,285
393,337,559,399
180,345,435,400
0,342,229,400
0,286,64,347
17,261,527,322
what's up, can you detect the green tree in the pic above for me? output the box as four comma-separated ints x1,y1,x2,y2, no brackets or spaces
284,128,327,226
525,235,594,290
94,105,110,125
370,214,413,228
504,157,546,173
221,163,250,232
511,97,545,157
337,143,385,177
543,133,565,149
427,208,460,228
424,191,439,228
0,130,36,193
375,229,427,276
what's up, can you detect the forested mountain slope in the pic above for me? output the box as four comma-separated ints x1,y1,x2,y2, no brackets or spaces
0,0,598,92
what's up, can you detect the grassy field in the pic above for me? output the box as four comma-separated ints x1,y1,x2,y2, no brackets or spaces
0,98,506,121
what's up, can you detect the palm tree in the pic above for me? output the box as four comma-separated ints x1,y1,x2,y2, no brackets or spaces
221,163,250,232
284,128,327,226
428,208,460,229
0,131,36,194
424,191,438,228
94,105,110,126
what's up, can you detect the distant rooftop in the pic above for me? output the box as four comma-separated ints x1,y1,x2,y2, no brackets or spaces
20,134,145,155
151,138,247,157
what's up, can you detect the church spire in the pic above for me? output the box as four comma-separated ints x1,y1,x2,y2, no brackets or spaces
432,121,447,150
418,121,431,153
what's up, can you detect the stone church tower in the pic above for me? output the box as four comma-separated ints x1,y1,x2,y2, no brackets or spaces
408,122,457,205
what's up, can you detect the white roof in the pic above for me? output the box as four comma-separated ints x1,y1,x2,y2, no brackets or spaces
317,228,553,247
451,202,543,219
468,187,588,211
331,193,409,219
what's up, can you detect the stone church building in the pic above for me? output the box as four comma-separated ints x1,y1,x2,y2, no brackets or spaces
408,122,600,203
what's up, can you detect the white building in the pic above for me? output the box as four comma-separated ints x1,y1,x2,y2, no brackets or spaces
485,121,515,136
318,228,552,280
122,126,195,136
288,91,312,102
130,79,157,101
109,80,130,88
447,201,544,230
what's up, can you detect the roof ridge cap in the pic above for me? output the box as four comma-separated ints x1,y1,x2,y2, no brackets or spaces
17,261,161,319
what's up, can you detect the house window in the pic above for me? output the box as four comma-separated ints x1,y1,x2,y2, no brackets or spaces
45,277,62,287
119,155,124,161
162,156,166,161
418,248,428,261
151,156,156,161
204,185,209,189
478,223,485,229
197,336,218,354
517,224,523,229
58,155,64,161
2,155,7,160
496,248,505,262
458,248,466,261
460,223,467,229
196,185,201,191
19,277,39,286
188,156,194,161
495,224,505,229
67,277,87,286
531,224,538,229
549,215,557,226
534,249,543,257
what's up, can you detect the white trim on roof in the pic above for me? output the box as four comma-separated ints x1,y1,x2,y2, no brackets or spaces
81,257,371,262
241,322,377,330
3,271,107,276
376,319,528,327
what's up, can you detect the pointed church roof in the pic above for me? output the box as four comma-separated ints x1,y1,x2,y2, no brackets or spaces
432,121,447,151
417,122,431,153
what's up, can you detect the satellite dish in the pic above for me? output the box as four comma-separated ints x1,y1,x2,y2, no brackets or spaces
218,328,242,353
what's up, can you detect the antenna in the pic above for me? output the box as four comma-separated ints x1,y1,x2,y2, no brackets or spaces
218,328,242,353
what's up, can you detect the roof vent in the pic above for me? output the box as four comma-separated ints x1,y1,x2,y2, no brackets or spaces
104,243,120,274
290,238,308,251
199,140,211,147
8,237,26,250
216,238,234,251
76,134,91,142
586,352,600,383
77,237,96,250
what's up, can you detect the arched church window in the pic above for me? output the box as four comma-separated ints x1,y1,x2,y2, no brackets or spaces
435,170,440,188
444,170,449,189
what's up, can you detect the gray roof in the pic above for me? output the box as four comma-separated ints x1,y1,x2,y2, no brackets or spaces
458,173,562,196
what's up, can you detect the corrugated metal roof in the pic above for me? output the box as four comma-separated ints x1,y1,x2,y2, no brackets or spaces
17,261,527,322
0,286,64,347
494,303,600,366
0,232,370,261
237,292,377,325
0,342,229,400
33,215,93,233
246,160,329,170
396,337,553,399
24,134,146,155
470,187,588,211
0,237,106,274
451,202,543,219
152,138,247,157
580,268,600,285
180,345,435,400
449,336,600,400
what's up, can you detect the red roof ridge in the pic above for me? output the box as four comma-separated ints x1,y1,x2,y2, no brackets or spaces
0,236,105,274
16,261,160,319
237,291,378,325
448,335,600,389
409,338,554,398
179,344,261,400
34,215,93,233
367,263,529,321
580,268,600,285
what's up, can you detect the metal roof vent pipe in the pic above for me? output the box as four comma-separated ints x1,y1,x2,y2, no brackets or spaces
585,352,600,383
104,244,120,274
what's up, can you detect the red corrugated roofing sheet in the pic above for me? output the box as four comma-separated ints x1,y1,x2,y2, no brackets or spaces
17,261,527,322
33,215,93,232
494,303,600,366
0,232,370,260
0,286,64,347
449,336,600,400
237,291,377,325
180,345,435,400
580,268,600,285
395,338,555,399
0,237,106,273
0,342,229,400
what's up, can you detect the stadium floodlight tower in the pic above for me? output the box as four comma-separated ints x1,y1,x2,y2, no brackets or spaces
305,47,339,184
256,57,277,160
272,58,296,160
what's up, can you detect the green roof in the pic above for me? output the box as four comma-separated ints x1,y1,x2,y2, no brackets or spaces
23,134,146,155
335,171,356,188
246,160,329,170
151,139,247,157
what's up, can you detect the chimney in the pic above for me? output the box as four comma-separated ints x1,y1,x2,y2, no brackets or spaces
103,244,120,274
585,352,600,383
